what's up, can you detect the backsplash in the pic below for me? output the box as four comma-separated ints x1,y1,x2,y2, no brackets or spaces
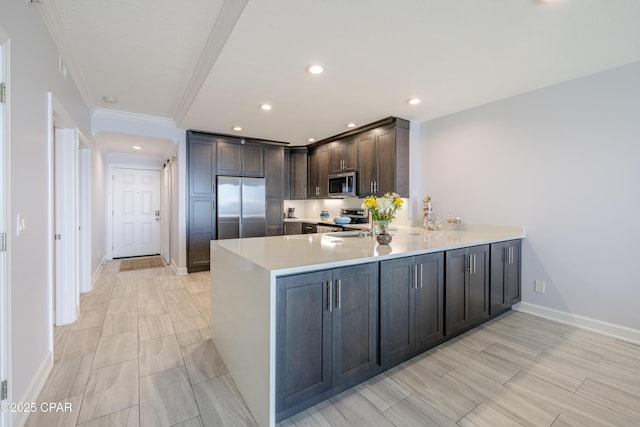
284,197,412,226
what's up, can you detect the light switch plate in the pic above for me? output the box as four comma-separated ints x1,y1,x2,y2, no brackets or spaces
17,213,27,236
534,280,545,294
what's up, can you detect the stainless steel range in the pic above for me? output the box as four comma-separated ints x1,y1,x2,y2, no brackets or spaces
340,207,369,224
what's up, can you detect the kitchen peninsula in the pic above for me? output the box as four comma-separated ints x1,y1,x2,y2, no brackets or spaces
210,225,525,427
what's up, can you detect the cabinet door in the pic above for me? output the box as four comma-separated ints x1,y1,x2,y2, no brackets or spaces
276,270,333,413
374,126,396,195
490,241,509,315
330,141,346,173
330,138,357,173
414,252,444,352
308,150,319,198
266,199,283,236
445,248,469,336
468,245,490,327
357,131,376,196
217,141,242,175
380,257,415,366
284,222,302,235
242,143,264,176
290,149,307,199
188,199,215,271
189,139,216,197
265,146,285,198
331,263,379,387
506,240,521,305
317,147,330,198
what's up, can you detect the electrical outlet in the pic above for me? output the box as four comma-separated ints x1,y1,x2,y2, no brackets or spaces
534,280,546,294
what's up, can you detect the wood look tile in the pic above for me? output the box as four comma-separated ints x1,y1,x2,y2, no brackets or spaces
382,394,458,426
101,311,138,337
25,394,83,427
138,313,175,342
193,374,257,427
354,372,410,411
92,331,138,370
181,339,227,385
167,301,201,322
390,360,480,421
506,371,638,426
139,334,183,377
575,377,640,420
107,296,138,314
171,416,203,427
77,406,139,427
54,326,101,361
39,353,93,401
444,365,558,427
77,359,139,424
280,407,330,427
458,403,523,427
435,341,520,384
138,297,168,318
140,366,199,427
68,309,106,332
329,389,395,426
312,400,351,427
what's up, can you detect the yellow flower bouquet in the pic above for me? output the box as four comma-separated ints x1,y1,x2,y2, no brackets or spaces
362,192,403,234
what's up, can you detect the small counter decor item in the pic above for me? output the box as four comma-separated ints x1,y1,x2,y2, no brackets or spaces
320,208,330,220
362,192,403,245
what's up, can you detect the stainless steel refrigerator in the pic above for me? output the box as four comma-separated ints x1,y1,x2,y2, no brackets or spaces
217,176,266,239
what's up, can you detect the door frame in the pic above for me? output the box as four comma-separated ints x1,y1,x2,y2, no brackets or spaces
0,34,12,426
107,163,163,259
77,138,91,293
48,92,82,336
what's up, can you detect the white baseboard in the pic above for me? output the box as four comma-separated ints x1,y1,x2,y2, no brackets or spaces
90,256,107,289
12,352,54,427
513,302,640,345
171,259,188,276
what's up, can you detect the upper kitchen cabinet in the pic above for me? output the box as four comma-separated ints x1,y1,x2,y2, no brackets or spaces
330,137,357,173
357,119,409,197
288,147,308,200
308,146,330,198
265,145,285,236
217,139,264,176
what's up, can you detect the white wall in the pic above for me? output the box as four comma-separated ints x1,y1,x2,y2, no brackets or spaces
91,146,106,276
0,1,95,409
419,62,640,333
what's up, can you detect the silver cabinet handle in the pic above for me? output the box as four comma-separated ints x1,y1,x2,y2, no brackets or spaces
473,254,477,275
327,281,333,312
370,181,373,193
467,256,472,273
336,279,341,310
413,265,418,289
420,264,423,289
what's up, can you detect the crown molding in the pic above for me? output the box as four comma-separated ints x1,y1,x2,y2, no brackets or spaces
173,0,248,126
93,108,177,128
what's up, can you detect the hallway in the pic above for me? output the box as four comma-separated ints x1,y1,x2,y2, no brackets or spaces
26,261,253,426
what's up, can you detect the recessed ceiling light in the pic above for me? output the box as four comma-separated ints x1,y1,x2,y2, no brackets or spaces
307,138,316,143
132,145,142,150
407,98,421,105
232,126,243,131
259,103,272,111
102,96,118,104
346,123,357,128
306,64,324,75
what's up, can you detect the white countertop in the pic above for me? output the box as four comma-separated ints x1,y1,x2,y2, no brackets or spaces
213,224,525,276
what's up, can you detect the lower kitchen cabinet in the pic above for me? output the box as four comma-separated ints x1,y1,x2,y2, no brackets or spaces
490,240,522,315
275,263,378,419
284,222,302,235
380,252,444,367
445,245,490,336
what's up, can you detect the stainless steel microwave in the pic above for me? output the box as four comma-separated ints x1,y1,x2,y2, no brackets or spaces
328,172,357,198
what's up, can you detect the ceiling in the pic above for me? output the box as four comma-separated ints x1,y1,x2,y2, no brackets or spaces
42,0,640,149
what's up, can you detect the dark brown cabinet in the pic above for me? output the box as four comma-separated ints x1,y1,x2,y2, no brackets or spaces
302,223,317,234
276,263,379,420
308,146,330,198
380,253,444,367
187,133,217,272
284,222,302,235
445,245,490,337
288,148,308,199
490,240,521,315
330,138,357,173
216,140,264,176
265,146,285,236
357,122,409,197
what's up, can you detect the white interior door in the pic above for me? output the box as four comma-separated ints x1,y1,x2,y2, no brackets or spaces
54,127,79,326
112,168,161,258
161,164,170,264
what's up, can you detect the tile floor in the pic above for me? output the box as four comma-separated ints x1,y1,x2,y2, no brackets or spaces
26,260,640,426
